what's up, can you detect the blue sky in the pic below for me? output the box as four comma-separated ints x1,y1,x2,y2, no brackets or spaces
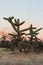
0,0,43,39
0,0,43,23
0,0,42,26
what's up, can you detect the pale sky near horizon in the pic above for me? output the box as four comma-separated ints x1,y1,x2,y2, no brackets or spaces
0,0,43,39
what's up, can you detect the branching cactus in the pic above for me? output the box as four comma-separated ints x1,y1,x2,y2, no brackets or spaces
3,17,43,52
3,17,26,40
14,18,25,40
3,17,42,42
3,16,18,32
25,24,42,44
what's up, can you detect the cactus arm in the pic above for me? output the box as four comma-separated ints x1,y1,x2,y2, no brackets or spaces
19,33,25,36
16,19,20,36
33,32,39,35
14,19,25,36
3,17,9,20
3,16,14,20
14,23,18,26
8,33,17,37
9,21,18,32
3,17,18,33
34,27,42,32
14,19,17,23
19,21,25,25
17,25,19,36
14,21,25,26
7,20,18,33
20,25,36,32
26,32,39,36
32,27,37,29
29,24,37,29
20,27,30,32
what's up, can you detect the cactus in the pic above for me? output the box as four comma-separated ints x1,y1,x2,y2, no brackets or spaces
23,24,42,53
14,19,25,39
3,17,27,40
3,17,43,53
3,17,42,43
25,24,42,44
3,16,18,32
20,24,36,32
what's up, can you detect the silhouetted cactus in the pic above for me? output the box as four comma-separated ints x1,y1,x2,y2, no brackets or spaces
20,24,42,39
25,24,42,44
23,24,42,53
3,17,28,51
3,17,27,40
3,17,43,53
14,18,25,40
3,16,18,32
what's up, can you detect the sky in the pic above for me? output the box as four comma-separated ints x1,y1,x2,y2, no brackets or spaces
0,0,43,39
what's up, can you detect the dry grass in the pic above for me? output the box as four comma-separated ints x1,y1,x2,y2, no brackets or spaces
0,48,43,65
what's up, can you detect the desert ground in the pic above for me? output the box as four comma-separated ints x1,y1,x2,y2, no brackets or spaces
0,48,43,65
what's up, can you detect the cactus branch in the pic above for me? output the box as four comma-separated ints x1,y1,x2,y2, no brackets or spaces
3,17,18,33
